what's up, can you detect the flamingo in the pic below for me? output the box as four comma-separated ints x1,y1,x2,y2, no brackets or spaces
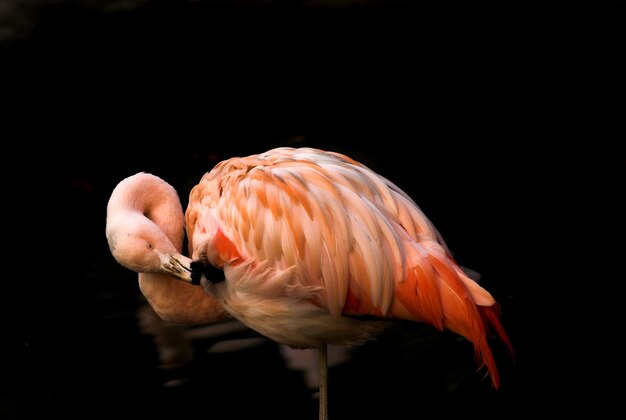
106,146,512,420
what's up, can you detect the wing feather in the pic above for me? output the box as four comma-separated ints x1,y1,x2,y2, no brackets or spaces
187,147,493,321
186,146,510,389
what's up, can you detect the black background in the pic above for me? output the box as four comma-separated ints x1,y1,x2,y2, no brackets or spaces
2,1,623,419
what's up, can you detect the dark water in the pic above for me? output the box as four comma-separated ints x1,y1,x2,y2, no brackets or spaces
2,1,622,419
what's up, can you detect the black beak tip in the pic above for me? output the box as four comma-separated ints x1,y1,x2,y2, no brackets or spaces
190,260,224,285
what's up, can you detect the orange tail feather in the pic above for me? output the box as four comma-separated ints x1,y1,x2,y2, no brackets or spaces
479,304,515,360
394,242,512,389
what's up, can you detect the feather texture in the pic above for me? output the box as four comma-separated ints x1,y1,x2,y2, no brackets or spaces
186,147,512,388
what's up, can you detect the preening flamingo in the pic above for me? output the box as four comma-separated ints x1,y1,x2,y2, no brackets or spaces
106,146,512,420
106,171,229,325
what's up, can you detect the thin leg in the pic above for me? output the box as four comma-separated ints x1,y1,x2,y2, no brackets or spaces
319,345,328,420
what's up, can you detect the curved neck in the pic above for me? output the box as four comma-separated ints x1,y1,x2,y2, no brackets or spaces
107,173,185,250
139,273,229,324
109,173,229,325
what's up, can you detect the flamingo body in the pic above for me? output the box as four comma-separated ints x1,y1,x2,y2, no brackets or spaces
186,147,512,388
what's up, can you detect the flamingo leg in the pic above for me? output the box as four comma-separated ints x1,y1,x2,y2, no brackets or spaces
319,345,328,420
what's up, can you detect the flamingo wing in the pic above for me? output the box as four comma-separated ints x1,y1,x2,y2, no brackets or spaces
186,147,511,387
187,147,476,315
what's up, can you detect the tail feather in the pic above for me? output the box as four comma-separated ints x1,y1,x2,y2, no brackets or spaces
393,241,512,389
428,252,503,389
479,304,515,359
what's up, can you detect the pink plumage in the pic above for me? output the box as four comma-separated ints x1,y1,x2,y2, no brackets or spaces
186,147,512,388
107,146,513,420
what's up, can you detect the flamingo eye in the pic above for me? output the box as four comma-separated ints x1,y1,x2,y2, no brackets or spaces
147,243,154,250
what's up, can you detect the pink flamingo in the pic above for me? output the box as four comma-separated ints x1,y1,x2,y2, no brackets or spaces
106,146,512,420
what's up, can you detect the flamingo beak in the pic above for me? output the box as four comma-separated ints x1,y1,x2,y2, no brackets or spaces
156,251,195,284
190,260,225,285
